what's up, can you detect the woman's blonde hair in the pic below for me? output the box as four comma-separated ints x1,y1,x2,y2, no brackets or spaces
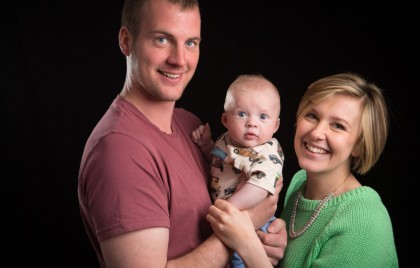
296,72,389,174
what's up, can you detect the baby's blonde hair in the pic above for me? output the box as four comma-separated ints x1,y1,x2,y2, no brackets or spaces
224,74,281,117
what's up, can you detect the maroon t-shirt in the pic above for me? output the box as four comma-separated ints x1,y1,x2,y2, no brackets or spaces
78,95,212,267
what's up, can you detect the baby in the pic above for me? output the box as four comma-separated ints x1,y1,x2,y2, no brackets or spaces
192,74,284,268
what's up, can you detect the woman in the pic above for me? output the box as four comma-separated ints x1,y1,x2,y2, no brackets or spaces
207,72,398,267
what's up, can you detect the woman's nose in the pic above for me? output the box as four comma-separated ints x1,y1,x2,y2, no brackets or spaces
309,122,327,140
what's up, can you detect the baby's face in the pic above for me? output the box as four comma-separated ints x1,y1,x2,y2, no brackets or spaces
223,86,280,148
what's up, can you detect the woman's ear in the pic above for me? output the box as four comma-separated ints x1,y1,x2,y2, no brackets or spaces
351,146,361,157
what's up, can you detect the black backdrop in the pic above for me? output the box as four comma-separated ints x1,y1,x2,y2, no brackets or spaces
3,1,416,267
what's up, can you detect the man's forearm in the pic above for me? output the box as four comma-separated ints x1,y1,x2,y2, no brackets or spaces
166,234,232,268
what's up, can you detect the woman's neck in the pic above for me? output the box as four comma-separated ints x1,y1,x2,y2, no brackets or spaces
304,170,359,200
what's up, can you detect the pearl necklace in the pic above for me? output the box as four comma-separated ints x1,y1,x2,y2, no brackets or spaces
289,190,334,238
289,175,350,238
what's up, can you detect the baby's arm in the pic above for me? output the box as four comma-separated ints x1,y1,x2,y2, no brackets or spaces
192,123,214,161
227,142,283,212
227,183,269,210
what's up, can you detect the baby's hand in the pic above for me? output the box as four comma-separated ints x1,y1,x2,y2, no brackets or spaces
192,123,212,148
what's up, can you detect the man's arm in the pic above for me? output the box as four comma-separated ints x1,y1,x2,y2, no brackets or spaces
167,233,231,268
101,228,169,268
100,178,286,267
100,227,231,268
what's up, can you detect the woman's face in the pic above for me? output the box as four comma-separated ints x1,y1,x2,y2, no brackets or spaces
294,94,363,175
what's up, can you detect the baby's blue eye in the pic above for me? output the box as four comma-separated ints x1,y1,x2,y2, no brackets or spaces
260,114,268,120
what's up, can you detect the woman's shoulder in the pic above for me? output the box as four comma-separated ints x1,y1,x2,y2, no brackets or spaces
290,169,307,188
284,170,307,205
332,186,394,228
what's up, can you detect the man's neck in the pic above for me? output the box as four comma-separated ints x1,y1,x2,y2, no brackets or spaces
120,90,175,134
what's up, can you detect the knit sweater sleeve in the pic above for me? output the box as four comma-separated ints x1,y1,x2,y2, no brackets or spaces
313,188,398,267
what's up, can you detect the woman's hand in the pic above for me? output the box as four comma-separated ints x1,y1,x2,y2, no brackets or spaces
207,199,273,268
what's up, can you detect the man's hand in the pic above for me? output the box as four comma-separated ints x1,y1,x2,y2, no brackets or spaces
258,217,287,266
248,177,286,265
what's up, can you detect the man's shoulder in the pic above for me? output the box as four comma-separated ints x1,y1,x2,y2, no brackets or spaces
174,107,198,119
173,107,201,129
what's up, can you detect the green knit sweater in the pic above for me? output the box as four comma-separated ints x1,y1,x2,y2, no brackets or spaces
279,169,398,267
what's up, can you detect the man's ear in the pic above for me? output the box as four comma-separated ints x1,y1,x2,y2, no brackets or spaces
119,26,132,56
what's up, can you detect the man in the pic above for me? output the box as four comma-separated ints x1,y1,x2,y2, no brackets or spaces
78,0,287,267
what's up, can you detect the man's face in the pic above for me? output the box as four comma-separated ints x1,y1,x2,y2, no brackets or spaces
128,0,201,102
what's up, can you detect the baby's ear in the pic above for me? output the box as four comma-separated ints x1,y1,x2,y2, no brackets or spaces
221,113,228,127
274,118,280,132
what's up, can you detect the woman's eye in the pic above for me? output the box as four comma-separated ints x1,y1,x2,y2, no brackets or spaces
332,123,345,130
305,113,316,120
